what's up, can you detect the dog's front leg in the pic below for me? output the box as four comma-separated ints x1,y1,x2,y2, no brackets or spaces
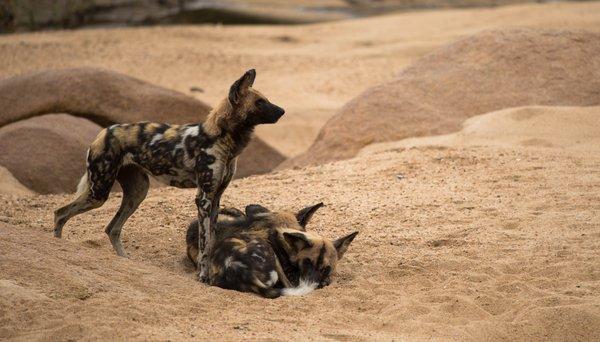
195,159,235,283
195,187,215,283
211,158,237,223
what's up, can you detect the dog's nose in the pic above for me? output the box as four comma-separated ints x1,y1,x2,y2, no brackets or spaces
318,279,331,288
275,106,285,117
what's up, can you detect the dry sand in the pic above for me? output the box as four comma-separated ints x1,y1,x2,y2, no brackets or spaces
1,2,600,156
1,105,599,340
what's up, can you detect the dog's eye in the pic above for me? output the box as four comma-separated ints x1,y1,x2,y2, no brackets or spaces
302,258,313,269
255,99,266,106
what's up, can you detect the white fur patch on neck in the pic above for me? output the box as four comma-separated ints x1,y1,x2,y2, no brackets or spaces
282,278,318,297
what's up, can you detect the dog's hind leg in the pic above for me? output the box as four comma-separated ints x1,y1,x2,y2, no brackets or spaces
53,173,108,238
105,165,149,257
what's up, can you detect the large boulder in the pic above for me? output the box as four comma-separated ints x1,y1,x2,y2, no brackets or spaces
0,68,285,192
0,67,212,126
283,29,600,168
0,114,102,194
0,166,34,196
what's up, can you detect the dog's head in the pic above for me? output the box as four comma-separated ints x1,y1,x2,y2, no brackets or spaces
244,202,358,288
279,229,358,288
228,69,285,126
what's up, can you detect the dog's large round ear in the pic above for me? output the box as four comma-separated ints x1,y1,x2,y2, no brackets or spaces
296,202,324,229
333,231,358,259
283,232,313,252
245,204,270,218
228,69,256,106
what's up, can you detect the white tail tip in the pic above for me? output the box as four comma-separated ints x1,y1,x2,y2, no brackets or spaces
75,173,89,197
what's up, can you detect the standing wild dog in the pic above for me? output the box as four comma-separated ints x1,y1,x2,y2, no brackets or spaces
187,203,359,298
53,69,284,282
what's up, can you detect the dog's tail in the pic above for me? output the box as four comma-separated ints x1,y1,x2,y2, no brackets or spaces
75,172,89,197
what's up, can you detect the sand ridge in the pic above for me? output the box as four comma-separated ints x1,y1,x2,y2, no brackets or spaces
360,106,600,155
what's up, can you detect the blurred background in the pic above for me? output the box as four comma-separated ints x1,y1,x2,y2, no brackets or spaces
1,0,554,32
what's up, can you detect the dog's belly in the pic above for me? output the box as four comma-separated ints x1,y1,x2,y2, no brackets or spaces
151,171,197,188
122,155,197,189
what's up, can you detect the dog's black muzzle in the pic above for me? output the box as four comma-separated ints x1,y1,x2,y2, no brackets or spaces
257,102,285,124
300,259,330,289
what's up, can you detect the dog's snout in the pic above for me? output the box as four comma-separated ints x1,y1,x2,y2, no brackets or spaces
260,103,285,124
318,278,331,288
275,106,285,116
271,104,285,118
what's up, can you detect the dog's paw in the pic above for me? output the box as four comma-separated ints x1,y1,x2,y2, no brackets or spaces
198,270,209,283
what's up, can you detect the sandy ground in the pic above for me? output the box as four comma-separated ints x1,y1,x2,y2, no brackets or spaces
1,2,600,156
1,105,599,340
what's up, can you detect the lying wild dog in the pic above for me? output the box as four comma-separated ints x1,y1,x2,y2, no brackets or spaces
186,203,358,298
53,69,284,282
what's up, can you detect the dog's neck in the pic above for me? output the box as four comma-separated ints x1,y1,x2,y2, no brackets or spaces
203,99,255,157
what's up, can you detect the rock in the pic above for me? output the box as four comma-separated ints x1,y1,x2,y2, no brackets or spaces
283,29,600,168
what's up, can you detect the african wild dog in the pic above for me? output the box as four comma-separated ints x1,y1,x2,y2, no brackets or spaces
187,203,359,298
53,69,284,282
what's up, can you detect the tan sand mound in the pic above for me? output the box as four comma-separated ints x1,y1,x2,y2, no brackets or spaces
361,106,600,155
0,166,34,196
0,114,102,194
0,68,285,182
284,28,600,168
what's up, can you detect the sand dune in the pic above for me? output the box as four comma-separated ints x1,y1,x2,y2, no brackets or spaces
1,102,599,340
1,2,599,156
285,28,600,168
361,106,600,155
